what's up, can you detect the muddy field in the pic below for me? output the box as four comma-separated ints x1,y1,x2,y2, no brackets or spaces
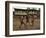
13,15,40,31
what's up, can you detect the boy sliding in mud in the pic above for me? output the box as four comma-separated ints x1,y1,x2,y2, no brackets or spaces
20,15,34,30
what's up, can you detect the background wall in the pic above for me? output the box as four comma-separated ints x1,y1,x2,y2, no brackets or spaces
0,0,46,38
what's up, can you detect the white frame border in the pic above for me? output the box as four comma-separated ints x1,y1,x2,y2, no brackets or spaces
9,3,44,35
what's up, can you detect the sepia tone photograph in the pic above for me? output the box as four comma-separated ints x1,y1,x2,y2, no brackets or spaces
5,1,45,36
13,8,40,31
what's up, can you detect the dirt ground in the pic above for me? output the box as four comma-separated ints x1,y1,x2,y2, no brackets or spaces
13,15,40,31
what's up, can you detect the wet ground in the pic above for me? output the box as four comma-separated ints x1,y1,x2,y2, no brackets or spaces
13,16,40,31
